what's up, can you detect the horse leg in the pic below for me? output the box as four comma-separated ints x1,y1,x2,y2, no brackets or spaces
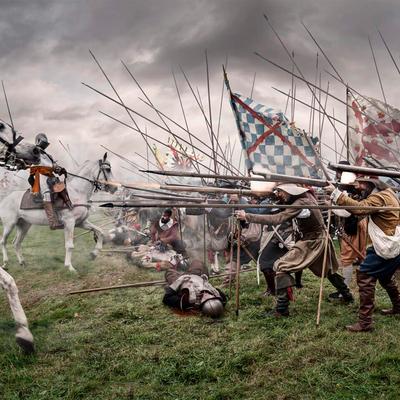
0,266,34,354
1,221,16,269
13,221,31,267
63,219,77,273
80,220,104,259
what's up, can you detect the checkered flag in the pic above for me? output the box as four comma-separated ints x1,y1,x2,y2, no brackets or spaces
228,90,321,178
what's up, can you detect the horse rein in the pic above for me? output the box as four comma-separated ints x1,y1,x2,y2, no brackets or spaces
67,160,111,192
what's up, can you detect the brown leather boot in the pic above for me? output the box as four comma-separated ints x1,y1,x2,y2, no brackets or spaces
379,275,400,316
262,270,276,296
43,202,64,230
346,271,376,332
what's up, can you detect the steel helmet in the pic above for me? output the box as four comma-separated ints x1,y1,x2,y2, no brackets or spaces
201,293,224,318
35,133,49,150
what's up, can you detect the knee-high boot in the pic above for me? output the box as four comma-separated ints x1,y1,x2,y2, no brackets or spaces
275,288,290,316
295,270,303,288
379,275,400,315
262,269,276,296
346,270,376,332
273,273,295,317
43,202,63,230
327,272,354,303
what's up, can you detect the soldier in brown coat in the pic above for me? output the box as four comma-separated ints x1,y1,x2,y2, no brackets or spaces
236,184,353,317
330,177,400,332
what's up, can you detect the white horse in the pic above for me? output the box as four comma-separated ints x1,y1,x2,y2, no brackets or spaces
0,153,116,272
0,266,34,353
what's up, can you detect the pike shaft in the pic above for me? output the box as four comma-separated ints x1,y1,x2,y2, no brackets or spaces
328,163,400,179
141,169,329,187
69,268,257,295
100,202,400,212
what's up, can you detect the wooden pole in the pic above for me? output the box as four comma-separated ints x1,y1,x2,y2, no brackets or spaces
228,215,235,299
69,267,258,295
99,201,400,212
235,222,241,316
316,208,332,326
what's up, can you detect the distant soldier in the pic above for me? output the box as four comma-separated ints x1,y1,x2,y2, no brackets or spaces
28,133,67,229
150,208,186,256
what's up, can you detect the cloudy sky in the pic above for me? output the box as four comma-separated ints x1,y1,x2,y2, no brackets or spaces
2,0,400,181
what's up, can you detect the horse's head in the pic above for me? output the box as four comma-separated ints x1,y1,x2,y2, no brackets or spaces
95,153,117,194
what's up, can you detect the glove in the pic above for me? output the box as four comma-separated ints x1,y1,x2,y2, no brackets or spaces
54,165,67,175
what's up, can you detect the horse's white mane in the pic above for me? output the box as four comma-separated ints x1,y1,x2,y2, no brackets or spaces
69,159,99,181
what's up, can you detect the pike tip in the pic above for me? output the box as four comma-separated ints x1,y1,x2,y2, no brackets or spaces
99,203,114,208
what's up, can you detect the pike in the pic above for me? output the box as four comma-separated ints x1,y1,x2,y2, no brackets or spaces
59,140,79,167
99,110,223,175
88,50,161,170
368,36,390,116
90,192,205,202
68,268,258,295
377,29,400,76
328,163,400,179
141,169,330,187
1,81,23,154
363,157,400,186
324,70,400,152
205,49,218,175
121,60,205,174
217,56,228,142
300,22,400,149
260,15,352,163
99,201,400,212
178,65,238,175
171,69,203,178
121,165,162,185
104,182,256,195
95,82,237,175
255,52,397,162
100,144,163,184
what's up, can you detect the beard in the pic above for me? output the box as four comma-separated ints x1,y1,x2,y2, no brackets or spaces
359,188,372,199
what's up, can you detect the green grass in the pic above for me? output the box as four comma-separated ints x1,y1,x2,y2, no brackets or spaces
0,223,400,399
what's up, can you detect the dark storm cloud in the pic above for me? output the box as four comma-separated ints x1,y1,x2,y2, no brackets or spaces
0,0,399,172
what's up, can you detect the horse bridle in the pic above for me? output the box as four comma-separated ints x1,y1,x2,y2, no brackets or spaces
67,159,112,192
94,159,112,192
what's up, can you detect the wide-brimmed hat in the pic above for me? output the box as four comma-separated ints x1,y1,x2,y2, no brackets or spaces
356,176,388,190
275,183,309,196
340,171,357,185
250,180,276,194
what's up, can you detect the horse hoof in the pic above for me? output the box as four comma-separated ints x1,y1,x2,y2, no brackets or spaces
2,263,8,270
19,261,26,268
66,266,78,273
89,251,98,260
15,327,35,355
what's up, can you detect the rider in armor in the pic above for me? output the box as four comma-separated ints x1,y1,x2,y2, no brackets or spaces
29,133,67,229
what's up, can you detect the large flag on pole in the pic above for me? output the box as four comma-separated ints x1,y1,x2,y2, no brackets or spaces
224,71,321,177
347,91,400,167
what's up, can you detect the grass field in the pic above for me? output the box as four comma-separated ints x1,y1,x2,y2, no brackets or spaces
0,223,400,399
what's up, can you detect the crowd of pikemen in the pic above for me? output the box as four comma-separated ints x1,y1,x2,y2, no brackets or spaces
112,162,400,332
14,131,399,333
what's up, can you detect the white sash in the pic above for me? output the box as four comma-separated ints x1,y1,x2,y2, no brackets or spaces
368,217,400,260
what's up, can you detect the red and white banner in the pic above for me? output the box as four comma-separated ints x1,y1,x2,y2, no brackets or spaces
347,91,400,167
